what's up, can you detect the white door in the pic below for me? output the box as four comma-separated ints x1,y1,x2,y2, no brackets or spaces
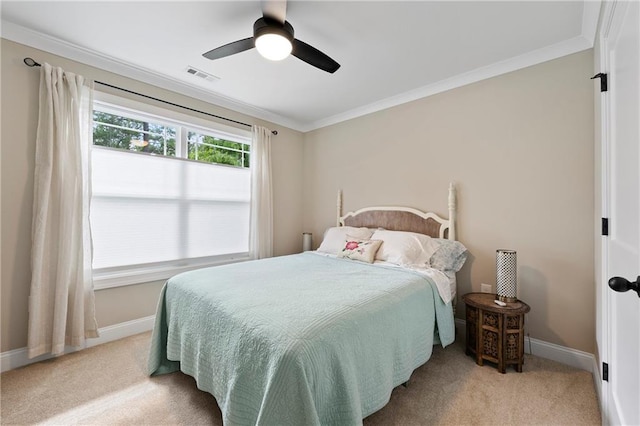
602,1,640,425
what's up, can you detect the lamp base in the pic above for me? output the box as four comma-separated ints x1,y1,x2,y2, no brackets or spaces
497,295,518,303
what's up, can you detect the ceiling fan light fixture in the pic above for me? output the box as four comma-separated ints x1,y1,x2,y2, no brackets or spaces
255,32,292,61
203,13,340,74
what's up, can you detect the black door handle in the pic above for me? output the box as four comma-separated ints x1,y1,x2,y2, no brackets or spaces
608,276,640,297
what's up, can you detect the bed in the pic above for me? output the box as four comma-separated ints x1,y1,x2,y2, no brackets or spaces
148,183,467,425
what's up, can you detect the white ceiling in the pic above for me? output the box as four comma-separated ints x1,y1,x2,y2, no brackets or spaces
1,1,599,132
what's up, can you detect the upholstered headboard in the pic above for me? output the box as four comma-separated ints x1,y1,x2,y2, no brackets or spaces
336,183,457,241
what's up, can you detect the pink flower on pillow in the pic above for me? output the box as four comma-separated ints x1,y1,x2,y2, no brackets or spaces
345,241,360,250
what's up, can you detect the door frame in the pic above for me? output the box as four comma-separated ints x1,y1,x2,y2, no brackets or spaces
596,1,612,424
596,7,611,419
596,1,634,424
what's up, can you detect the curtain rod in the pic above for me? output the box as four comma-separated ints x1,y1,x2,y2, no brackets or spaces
23,57,278,135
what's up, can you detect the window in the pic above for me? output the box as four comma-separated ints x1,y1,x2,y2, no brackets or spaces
90,93,252,289
187,131,250,167
93,110,177,156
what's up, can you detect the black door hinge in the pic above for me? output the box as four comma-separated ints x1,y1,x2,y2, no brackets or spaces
602,218,609,236
603,362,609,381
591,73,608,92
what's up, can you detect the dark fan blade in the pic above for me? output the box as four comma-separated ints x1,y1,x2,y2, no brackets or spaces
261,0,287,24
292,39,340,73
203,37,254,60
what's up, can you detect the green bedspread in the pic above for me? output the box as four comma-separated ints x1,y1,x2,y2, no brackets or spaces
148,253,454,425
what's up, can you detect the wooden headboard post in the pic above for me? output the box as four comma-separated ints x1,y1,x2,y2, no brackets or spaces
448,182,456,241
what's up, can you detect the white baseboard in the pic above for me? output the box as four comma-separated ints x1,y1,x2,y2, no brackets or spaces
455,318,596,373
1,315,155,373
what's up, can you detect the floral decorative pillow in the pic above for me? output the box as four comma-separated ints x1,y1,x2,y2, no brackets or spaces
337,238,383,263
317,226,375,255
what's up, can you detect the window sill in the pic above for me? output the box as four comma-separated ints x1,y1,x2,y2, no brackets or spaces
93,254,252,290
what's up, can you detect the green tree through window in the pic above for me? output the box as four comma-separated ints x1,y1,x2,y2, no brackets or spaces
187,132,250,168
93,110,249,168
93,111,176,156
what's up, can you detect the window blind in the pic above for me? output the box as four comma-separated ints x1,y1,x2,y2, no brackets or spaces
90,148,250,270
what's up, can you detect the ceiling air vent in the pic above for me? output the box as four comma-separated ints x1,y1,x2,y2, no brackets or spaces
185,66,220,83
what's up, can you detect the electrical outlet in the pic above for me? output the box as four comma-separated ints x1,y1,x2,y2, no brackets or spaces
480,283,492,293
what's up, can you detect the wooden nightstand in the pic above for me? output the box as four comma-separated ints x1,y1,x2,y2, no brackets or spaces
463,292,530,373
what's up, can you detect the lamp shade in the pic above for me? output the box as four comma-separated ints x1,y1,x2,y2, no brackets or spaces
302,232,312,252
496,249,517,302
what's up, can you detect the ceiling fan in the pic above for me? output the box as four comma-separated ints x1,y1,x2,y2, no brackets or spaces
202,0,340,74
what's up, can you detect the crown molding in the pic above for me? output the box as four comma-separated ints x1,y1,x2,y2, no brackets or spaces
581,0,602,46
0,20,305,132
3,5,599,135
304,34,593,132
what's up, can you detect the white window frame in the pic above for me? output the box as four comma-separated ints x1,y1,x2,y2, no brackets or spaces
91,91,252,290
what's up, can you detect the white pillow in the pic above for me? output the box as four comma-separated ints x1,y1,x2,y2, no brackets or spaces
371,229,440,266
337,238,383,263
317,226,375,255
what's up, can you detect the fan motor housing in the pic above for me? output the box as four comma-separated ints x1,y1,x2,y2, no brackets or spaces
253,17,294,43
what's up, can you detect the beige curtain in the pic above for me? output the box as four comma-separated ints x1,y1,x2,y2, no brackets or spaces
248,125,273,259
28,63,98,358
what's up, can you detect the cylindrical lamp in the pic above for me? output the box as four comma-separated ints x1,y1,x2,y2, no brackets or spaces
302,233,313,252
496,249,517,302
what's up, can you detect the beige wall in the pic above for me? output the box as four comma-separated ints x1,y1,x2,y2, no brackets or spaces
0,39,304,352
303,51,595,353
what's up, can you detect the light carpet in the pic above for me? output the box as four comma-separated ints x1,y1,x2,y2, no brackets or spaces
1,332,600,425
